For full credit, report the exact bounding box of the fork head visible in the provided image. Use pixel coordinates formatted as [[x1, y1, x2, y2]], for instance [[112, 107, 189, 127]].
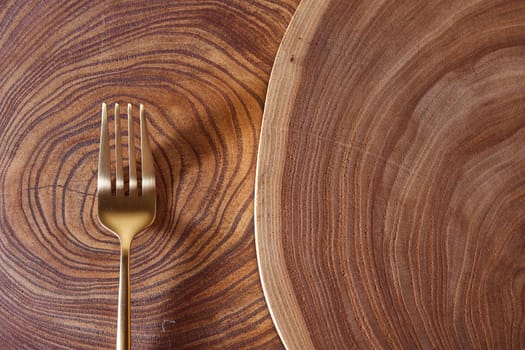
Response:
[[97, 102, 156, 247]]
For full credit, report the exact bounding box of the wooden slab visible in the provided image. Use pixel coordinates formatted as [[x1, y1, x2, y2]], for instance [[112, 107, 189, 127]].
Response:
[[256, 0, 525, 348], [0, 1, 299, 348]]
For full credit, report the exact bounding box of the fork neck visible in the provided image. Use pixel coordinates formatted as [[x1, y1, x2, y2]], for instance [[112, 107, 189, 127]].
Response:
[[119, 237, 132, 253]]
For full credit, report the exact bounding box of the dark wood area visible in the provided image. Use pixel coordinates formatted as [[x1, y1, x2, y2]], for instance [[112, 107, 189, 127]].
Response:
[[256, 0, 525, 349]]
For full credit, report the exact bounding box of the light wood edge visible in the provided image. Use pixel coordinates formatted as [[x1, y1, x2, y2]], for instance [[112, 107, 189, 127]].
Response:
[[254, 0, 331, 349]]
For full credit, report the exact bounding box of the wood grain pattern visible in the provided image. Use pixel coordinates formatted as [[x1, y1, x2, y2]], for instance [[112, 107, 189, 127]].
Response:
[[0, 0, 298, 348], [256, 0, 525, 349]]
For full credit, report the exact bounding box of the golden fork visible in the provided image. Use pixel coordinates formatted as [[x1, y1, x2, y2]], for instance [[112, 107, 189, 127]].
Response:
[[97, 102, 156, 350]]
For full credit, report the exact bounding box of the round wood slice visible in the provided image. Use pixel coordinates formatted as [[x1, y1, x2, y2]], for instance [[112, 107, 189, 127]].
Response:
[[0, 0, 298, 348], [255, 0, 525, 349]]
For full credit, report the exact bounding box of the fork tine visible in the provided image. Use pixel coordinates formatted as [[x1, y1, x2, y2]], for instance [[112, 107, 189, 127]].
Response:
[[98, 102, 112, 196], [140, 104, 155, 195], [114, 103, 124, 195], [128, 103, 138, 196]]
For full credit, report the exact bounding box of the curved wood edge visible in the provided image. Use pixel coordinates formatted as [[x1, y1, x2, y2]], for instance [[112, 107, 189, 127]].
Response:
[[255, 0, 331, 348]]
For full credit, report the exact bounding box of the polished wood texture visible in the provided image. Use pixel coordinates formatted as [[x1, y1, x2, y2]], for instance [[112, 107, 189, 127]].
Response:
[[0, 1, 299, 348], [256, 0, 525, 349]]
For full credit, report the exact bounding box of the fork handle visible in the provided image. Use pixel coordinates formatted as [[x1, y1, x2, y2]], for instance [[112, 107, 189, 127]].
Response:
[[117, 246, 131, 350]]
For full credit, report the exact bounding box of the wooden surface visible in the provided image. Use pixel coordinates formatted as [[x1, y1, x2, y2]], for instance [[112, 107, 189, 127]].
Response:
[[256, 0, 525, 349], [0, 1, 299, 348]]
